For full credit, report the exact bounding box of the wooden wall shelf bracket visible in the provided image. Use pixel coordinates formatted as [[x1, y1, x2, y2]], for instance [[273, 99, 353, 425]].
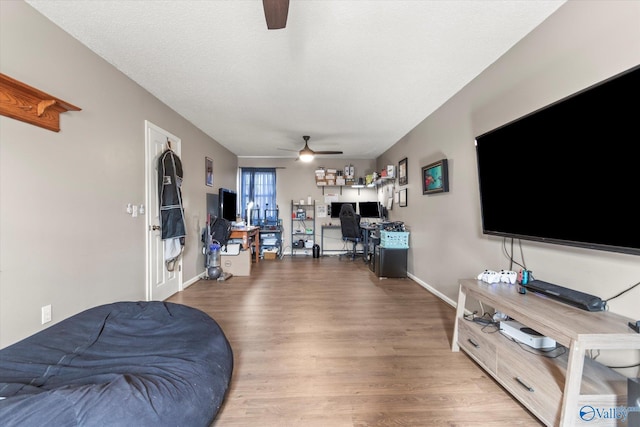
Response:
[[0, 73, 81, 132]]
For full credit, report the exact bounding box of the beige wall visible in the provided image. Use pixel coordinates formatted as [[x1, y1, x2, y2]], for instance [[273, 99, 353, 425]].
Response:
[[238, 157, 378, 254], [0, 1, 237, 347], [378, 1, 640, 372]]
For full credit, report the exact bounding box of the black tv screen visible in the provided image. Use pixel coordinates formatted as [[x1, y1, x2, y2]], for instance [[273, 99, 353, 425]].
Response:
[[330, 202, 356, 218], [358, 201, 382, 218], [475, 65, 640, 256], [218, 188, 237, 223]]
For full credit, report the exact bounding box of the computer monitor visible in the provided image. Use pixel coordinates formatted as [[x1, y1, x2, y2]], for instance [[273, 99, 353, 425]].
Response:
[[218, 188, 237, 222], [330, 202, 356, 218], [358, 201, 382, 219]]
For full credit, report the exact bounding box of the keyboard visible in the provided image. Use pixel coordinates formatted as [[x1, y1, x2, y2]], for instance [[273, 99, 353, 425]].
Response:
[[526, 280, 606, 312]]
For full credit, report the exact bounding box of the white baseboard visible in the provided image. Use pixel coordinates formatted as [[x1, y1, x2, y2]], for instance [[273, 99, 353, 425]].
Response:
[[407, 272, 457, 308], [182, 272, 204, 290]]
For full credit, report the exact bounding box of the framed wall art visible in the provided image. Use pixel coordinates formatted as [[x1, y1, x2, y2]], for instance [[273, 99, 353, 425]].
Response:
[[398, 157, 408, 185], [422, 158, 449, 195], [399, 188, 407, 207], [205, 157, 213, 187]]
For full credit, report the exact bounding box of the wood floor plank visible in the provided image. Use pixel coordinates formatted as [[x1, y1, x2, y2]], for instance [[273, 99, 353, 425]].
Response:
[[167, 257, 542, 426]]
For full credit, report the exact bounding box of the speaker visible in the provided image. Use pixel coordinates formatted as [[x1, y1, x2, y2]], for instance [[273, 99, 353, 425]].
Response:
[[629, 377, 640, 426]]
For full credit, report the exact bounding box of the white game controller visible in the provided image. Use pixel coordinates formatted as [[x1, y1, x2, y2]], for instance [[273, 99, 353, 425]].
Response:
[[498, 270, 517, 285], [477, 270, 500, 284], [477, 269, 517, 284]]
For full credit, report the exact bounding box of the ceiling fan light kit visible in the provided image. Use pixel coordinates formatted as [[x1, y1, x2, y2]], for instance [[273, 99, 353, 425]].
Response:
[[278, 135, 344, 161], [299, 152, 314, 162]]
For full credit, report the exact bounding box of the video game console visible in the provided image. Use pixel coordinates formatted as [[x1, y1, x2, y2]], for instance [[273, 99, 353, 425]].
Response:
[[500, 319, 556, 349]]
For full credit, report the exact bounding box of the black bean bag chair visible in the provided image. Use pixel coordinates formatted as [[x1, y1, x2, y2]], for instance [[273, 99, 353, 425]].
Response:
[[0, 301, 233, 426]]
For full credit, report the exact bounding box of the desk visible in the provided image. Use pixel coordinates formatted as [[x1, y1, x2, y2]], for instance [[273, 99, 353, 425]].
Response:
[[230, 227, 260, 263], [360, 224, 379, 262], [321, 224, 375, 260], [320, 225, 341, 256]]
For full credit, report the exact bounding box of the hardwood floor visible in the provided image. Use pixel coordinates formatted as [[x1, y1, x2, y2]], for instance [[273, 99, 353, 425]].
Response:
[[167, 256, 542, 426]]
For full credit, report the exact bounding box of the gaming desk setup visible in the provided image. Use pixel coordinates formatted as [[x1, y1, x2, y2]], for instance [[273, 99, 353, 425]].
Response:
[[319, 201, 408, 278], [322, 201, 404, 255]]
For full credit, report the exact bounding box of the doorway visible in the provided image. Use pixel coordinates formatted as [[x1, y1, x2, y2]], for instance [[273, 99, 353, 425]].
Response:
[[145, 120, 182, 301]]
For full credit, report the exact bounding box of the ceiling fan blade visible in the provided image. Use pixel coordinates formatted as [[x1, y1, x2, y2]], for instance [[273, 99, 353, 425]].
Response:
[[277, 147, 298, 152], [313, 150, 344, 155], [263, 0, 289, 30]]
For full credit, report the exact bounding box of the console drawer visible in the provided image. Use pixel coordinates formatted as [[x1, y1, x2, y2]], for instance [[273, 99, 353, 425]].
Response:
[[457, 319, 497, 374], [497, 348, 562, 426]]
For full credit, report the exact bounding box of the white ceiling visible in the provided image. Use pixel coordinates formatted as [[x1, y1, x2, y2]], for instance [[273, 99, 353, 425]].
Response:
[[26, 0, 565, 160]]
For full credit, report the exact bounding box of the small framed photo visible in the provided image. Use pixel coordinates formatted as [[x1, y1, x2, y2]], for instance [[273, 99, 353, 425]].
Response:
[[205, 157, 213, 187], [399, 188, 407, 207], [422, 159, 449, 195], [398, 157, 408, 185]]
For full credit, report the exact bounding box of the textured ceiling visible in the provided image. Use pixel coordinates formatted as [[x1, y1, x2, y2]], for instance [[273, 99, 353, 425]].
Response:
[[26, 0, 565, 160]]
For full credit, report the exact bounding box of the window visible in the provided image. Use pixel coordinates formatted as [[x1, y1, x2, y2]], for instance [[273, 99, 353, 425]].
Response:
[[240, 168, 276, 224]]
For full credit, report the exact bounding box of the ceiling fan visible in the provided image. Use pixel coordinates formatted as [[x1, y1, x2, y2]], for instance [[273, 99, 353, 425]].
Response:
[[262, 0, 289, 30], [279, 136, 344, 162]]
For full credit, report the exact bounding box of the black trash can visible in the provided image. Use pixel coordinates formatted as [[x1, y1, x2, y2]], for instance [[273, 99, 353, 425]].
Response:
[[312, 244, 320, 258]]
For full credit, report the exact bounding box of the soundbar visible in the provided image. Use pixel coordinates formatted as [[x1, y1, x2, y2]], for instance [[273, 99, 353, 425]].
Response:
[[526, 280, 606, 312]]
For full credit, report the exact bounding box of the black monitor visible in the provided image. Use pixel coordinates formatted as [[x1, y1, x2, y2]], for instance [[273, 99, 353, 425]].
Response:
[[218, 188, 237, 222], [330, 202, 356, 218], [358, 201, 382, 219], [206, 193, 219, 220]]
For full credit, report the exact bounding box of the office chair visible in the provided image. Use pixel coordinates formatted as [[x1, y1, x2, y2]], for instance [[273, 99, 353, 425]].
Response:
[[339, 203, 362, 260]]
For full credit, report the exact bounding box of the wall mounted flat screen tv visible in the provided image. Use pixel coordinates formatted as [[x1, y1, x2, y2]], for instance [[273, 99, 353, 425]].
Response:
[[358, 201, 382, 218], [218, 188, 237, 223], [330, 202, 356, 218], [475, 65, 640, 256]]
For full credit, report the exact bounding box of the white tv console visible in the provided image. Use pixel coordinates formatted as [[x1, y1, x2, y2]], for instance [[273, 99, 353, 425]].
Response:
[[452, 279, 640, 426]]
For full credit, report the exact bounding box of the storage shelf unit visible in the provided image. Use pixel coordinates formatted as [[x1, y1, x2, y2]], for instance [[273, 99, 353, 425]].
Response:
[[259, 208, 282, 258], [367, 175, 395, 188], [452, 279, 639, 426], [259, 225, 283, 258], [290, 200, 315, 256]]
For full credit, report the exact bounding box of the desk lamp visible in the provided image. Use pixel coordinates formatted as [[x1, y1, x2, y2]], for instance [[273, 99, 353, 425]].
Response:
[[247, 201, 254, 228]]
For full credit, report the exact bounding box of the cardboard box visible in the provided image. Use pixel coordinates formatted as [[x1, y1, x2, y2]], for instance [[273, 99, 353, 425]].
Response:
[[221, 250, 251, 276], [386, 165, 395, 178], [263, 250, 278, 260]]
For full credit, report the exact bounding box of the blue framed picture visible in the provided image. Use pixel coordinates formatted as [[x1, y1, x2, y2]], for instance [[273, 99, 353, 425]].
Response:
[[422, 158, 449, 195]]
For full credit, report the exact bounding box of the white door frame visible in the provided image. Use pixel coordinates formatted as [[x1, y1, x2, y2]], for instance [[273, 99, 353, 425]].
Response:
[[145, 120, 183, 301]]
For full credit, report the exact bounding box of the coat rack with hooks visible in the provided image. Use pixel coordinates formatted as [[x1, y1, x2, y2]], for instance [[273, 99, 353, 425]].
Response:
[[0, 73, 81, 132]]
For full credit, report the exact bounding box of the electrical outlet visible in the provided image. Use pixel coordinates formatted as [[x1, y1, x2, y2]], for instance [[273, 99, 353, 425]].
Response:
[[41, 305, 52, 324]]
